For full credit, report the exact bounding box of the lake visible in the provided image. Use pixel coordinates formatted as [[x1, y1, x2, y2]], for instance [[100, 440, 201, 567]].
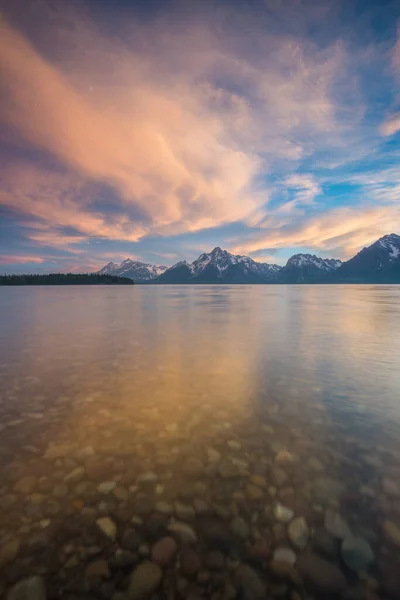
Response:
[[1, 285, 400, 598]]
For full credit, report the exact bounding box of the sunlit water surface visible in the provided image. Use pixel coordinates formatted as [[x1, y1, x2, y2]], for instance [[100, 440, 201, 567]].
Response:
[[1, 285, 400, 598]]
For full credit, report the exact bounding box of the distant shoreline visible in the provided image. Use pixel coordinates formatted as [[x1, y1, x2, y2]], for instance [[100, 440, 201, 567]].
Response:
[[0, 273, 134, 286]]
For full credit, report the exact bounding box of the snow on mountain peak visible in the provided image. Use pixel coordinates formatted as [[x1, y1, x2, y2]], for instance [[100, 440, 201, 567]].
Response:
[[287, 254, 342, 271]]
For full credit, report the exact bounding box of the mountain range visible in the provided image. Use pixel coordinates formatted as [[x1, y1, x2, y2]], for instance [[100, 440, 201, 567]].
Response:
[[98, 233, 400, 284]]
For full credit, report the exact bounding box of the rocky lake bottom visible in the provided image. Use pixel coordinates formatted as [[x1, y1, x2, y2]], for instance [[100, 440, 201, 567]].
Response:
[[1, 285, 400, 600]]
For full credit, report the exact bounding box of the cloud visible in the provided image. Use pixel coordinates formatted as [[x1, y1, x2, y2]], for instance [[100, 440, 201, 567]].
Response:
[[232, 204, 400, 258], [0, 255, 46, 265], [0, 0, 398, 270], [0, 7, 354, 245], [381, 112, 400, 136]]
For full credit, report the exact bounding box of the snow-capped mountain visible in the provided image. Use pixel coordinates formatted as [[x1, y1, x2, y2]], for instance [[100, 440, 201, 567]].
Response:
[[98, 234, 400, 284], [155, 247, 282, 284], [334, 233, 400, 283], [98, 259, 168, 281], [278, 253, 342, 283]]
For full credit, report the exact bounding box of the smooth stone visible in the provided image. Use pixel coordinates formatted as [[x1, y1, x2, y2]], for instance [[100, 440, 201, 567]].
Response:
[[205, 550, 225, 570], [155, 501, 174, 516], [128, 561, 162, 600], [43, 444, 72, 459], [6, 576, 46, 600], [180, 547, 202, 576], [193, 498, 210, 515], [270, 468, 288, 487], [297, 553, 347, 594], [245, 483, 264, 501], [14, 476, 37, 494], [121, 529, 141, 551], [151, 536, 178, 567], [53, 484, 68, 498], [182, 457, 204, 479], [97, 481, 117, 494], [313, 528, 339, 558], [341, 537, 374, 572], [288, 517, 309, 549], [227, 440, 241, 450], [383, 520, 400, 546], [273, 547, 296, 566], [168, 522, 197, 544], [207, 447, 221, 463], [268, 561, 302, 586], [308, 457, 324, 472], [275, 450, 295, 464], [273, 503, 294, 523], [85, 560, 111, 580], [234, 564, 265, 600], [249, 475, 267, 489], [324, 509, 351, 540], [136, 472, 158, 485], [382, 478, 400, 497], [313, 478, 346, 502], [202, 520, 234, 551], [0, 538, 20, 566], [219, 461, 241, 479], [175, 501, 196, 521], [230, 517, 249, 540], [64, 467, 85, 483], [96, 517, 117, 540]]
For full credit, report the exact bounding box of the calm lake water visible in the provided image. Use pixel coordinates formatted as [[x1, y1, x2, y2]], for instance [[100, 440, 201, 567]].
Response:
[[1, 285, 400, 599]]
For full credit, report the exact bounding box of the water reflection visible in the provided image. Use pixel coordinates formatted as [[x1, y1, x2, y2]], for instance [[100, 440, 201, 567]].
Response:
[[0, 285, 400, 598]]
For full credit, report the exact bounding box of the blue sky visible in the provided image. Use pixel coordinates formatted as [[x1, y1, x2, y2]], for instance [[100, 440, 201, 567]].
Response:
[[1, 0, 400, 273]]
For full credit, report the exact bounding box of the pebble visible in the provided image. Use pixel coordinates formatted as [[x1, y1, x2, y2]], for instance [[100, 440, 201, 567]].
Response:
[[128, 561, 162, 600], [234, 564, 265, 600], [245, 483, 264, 500], [273, 503, 294, 523], [151, 536, 178, 566], [97, 481, 117, 494], [96, 517, 117, 540], [121, 529, 141, 551], [205, 550, 225, 570], [324, 509, 351, 539], [341, 536, 374, 572], [383, 520, 400, 546], [155, 501, 174, 515], [0, 538, 20, 566], [273, 547, 297, 566], [207, 447, 221, 463], [180, 547, 202, 576], [182, 457, 204, 479], [175, 501, 196, 521], [230, 516, 250, 539], [14, 476, 37, 494], [85, 560, 111, 580], [270, 467, 288, 487], [297, 553, 347, 594], [136, 472, 158, 485], [168, 521, 197, 544], [288, 516, 309, 549], [6, 576, 46, 600]]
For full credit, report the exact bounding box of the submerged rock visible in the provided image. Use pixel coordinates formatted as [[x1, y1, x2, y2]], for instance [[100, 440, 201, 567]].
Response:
[[341, 536, 374, 572], [151, 536, 178, 567], [128, 561, 162, 600], [230, 516, 250, 540], [6, 576, 46, 600], [96, 517, 117, 540], [288, 516, 309, 549], [324, 509, 351, 540], [168, 521, 197, 545], [273, 547, 296, 566], [273, 503, 294, 523], [383, 520, 400, 546], [234, 564, 265, 600], [297, 553, 347, 594]]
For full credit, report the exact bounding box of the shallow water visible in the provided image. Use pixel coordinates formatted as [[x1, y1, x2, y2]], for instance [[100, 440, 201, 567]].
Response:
[[1, 285, 400, 599]]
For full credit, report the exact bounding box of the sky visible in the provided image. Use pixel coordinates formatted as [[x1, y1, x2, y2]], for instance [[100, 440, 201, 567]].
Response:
[[1, 0, 400, 273]]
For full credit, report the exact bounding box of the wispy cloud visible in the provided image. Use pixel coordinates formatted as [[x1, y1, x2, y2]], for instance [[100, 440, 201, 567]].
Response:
[[0, 0, 399, 270]]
